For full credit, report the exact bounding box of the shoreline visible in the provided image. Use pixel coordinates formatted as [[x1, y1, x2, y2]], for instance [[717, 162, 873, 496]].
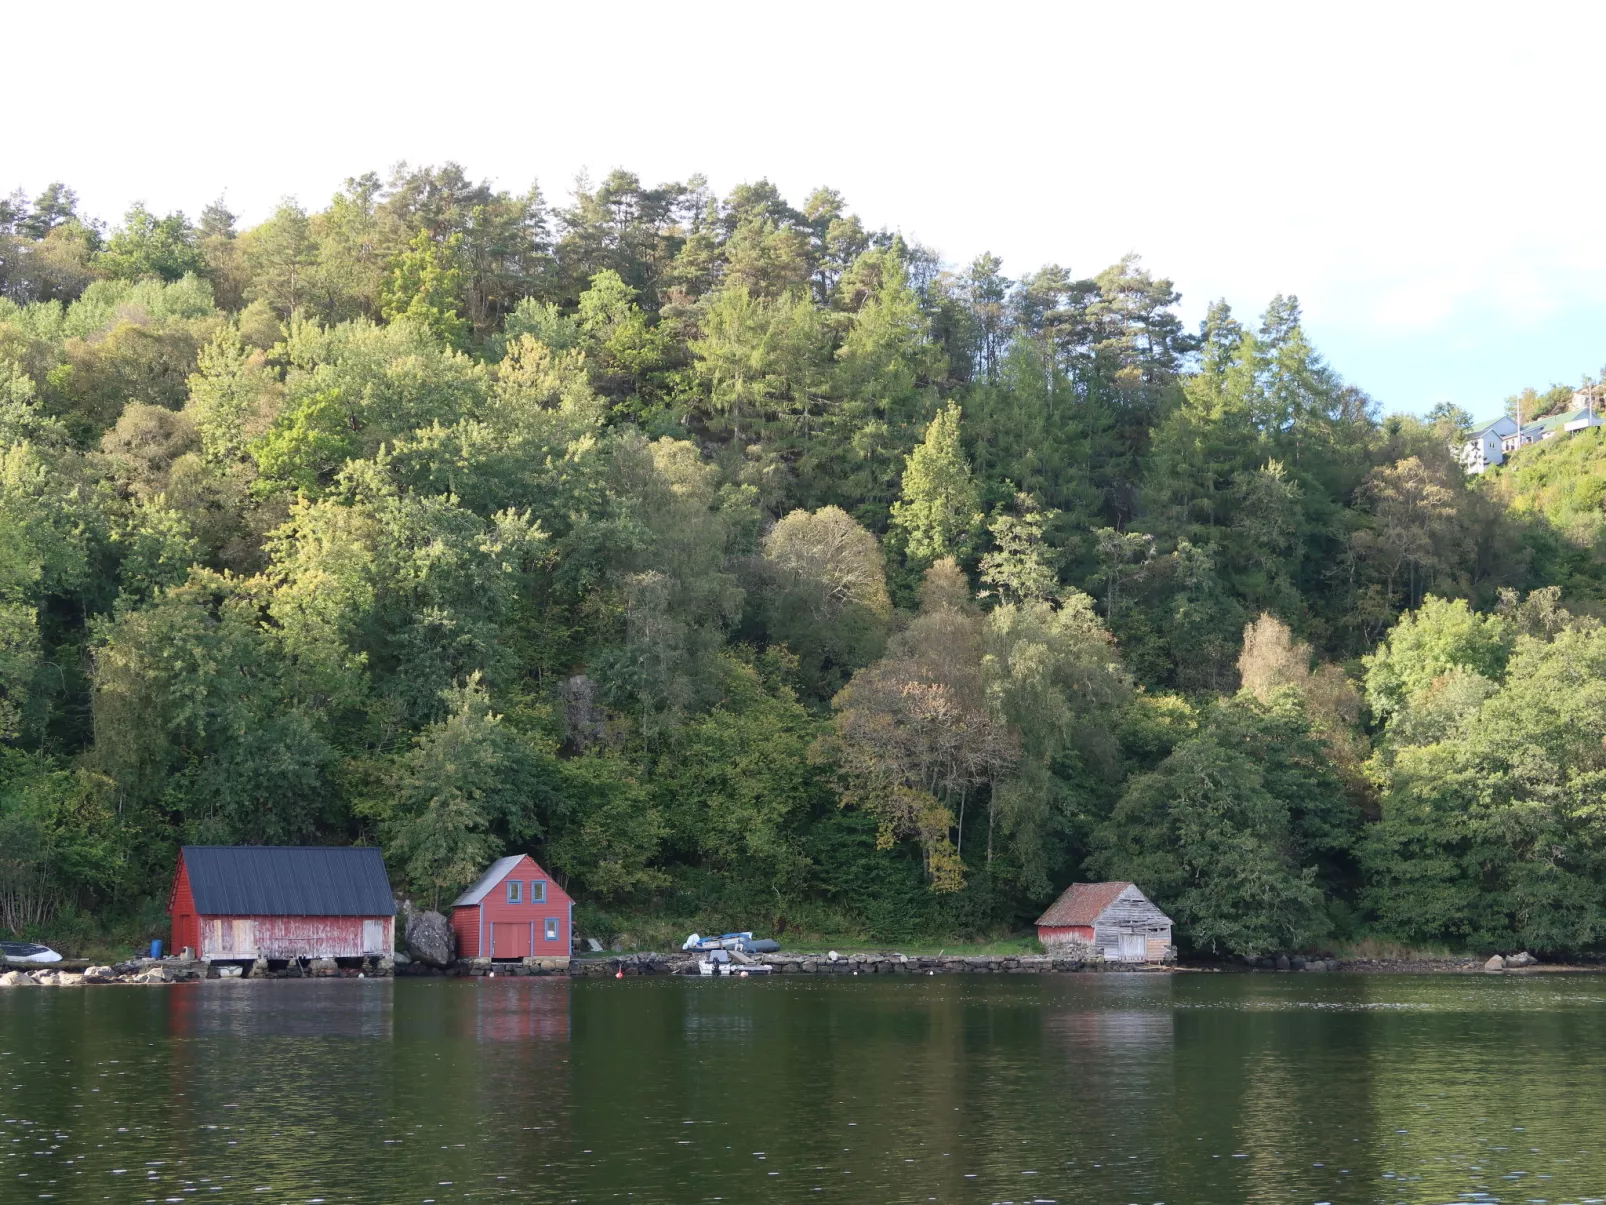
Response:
[[9, 950, 1604, 987]]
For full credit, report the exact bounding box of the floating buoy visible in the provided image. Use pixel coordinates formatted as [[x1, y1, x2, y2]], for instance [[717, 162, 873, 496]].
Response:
[[740, 970, 749, 978], [615, 969, 624, 979], [489, 971, 495, 978]]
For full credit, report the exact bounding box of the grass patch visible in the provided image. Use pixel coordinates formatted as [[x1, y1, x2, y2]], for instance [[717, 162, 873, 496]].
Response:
[[16, 899, 169, 964], [1333, 936, 1460, 962], [784, 933, 1044, 956], [573, 901, 1045, 955]]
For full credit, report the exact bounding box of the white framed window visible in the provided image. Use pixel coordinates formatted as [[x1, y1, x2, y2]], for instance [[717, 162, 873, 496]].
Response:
[[545, 918, 559, 941], [507, 880, 521, 904], [531, 880, 547, 903]]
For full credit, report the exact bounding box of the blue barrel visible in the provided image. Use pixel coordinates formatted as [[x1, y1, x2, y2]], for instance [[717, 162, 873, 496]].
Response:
[[149, 939, 163, 960]]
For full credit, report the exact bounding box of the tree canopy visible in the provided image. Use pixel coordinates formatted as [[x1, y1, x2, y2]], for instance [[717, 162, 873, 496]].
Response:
[[2, 164, 1604, 957]]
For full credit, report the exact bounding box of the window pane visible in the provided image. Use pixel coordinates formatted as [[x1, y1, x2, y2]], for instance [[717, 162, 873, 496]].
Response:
[[545, 918, 559, 939], [531, 880, 546, 903], [507, 881, 520, 903]]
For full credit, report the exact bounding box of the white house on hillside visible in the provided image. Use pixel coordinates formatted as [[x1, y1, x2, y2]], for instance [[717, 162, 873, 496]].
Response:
[[1458, 415, 1517, 474], [1458, 399, 1605, 475], [1501, 407, 1605, 454]]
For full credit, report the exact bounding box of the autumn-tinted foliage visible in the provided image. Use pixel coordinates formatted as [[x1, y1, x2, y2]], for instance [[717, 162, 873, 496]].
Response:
[[0, 167, 1598, 954]]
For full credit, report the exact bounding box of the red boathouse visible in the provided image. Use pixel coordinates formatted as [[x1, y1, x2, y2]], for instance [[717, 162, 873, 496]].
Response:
[[451, 855, 573, 959], [169, 846, 396, 961], [1035, 880, 1174, 963]]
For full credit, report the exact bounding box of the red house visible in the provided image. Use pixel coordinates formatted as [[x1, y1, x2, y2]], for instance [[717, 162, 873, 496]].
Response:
[[169, 846, 396, 961], [451, 854, 574, 960]]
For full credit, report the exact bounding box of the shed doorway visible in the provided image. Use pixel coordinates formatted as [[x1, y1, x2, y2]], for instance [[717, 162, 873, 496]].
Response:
[[491, 922, 531, 959], [1118, 934, 1147, 962]]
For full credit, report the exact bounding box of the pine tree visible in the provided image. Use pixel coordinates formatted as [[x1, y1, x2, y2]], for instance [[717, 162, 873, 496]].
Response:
[[890, 402, 983, 568]]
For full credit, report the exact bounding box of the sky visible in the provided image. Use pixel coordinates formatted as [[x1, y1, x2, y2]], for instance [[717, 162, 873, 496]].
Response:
[[7, 1, 1604, 422]]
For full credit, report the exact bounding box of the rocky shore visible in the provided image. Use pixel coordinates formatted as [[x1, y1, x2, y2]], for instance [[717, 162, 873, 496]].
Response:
[[418, 951, 1127, 977], [0, 954, 394, 986], [3, 939, 1586, 987]]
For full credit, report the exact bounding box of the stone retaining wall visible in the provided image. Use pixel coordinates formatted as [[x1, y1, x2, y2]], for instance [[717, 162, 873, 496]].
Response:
[[561, 951, 1127, 976], [6, 950, 1163, 987], [400, 951, 1127, 977]]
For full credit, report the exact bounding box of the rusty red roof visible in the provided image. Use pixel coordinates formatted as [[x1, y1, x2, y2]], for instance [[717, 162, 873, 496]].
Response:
[[1035, 881, 1132, 928]]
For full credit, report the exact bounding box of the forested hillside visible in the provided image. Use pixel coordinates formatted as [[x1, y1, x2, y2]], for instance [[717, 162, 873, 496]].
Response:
[[1, 167, 1600, 956]]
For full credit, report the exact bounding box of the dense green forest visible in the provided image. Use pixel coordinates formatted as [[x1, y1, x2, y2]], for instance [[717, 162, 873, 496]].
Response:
[[3, 166, 1605, 957]]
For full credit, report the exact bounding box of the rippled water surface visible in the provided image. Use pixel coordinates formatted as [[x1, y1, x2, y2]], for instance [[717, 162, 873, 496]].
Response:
[[5, 972, 1606, 1203]]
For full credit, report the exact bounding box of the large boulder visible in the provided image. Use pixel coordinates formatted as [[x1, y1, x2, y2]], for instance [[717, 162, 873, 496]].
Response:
[[0, 970, 34, 987], [1484, 954, 1506, 972], [403, 908, 456, 969], [1506, 950, 1538, 968]]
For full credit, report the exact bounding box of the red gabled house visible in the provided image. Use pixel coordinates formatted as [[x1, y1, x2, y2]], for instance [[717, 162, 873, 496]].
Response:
[[451, 854, 573, 960]]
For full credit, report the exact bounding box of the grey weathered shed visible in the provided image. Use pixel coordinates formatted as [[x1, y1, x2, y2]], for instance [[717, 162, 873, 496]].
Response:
[[1035, 881, 1174, 962]]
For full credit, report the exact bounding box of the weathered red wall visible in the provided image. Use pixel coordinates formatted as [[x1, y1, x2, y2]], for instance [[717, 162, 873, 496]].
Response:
[[453, 854, 573, 959], [197, 914, 393, 960], [169, 859, 199, 955], [1037, 924, 1095, 944]]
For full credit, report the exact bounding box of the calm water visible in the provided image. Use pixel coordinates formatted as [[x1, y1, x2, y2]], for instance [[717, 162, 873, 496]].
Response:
[[3, 973, 1606, 1204]]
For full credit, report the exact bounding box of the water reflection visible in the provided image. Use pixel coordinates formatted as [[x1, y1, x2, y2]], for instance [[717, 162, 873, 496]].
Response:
[[4, 973, 1606, 1202], [167, 978, 394, 1038]]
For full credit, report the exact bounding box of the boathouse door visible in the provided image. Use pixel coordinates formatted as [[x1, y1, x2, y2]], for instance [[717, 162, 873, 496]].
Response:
[[1118, 933, 1146, 962], [491, 922, 531, 959]]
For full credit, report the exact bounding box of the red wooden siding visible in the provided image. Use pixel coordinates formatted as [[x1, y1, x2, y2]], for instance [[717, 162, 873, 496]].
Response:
[[452, 907, 481, 959], [197, 915, 393, 960], [452, 854, 573, 959], [1037, 924, 1095, 944], [169, 860, 200, 955]]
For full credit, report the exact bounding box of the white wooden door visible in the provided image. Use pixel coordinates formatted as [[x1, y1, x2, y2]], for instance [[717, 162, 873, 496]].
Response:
[[362, 919, 387, 955], [1119, 933, 1147, 962]]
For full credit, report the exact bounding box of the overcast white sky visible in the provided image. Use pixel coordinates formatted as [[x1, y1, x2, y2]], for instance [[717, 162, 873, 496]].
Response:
[[8, 1, 1603, 420]]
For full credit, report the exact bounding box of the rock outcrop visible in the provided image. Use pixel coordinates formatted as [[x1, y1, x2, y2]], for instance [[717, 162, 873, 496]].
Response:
[[402, 906, 457, 968]]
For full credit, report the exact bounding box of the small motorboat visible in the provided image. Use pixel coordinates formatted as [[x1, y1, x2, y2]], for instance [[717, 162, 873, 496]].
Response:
[[697, 956, 773, 976], [0, 941, 63, 965]]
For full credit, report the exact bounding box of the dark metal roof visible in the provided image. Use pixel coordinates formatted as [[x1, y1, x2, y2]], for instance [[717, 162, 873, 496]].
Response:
[[181, 846, 395, 917]]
